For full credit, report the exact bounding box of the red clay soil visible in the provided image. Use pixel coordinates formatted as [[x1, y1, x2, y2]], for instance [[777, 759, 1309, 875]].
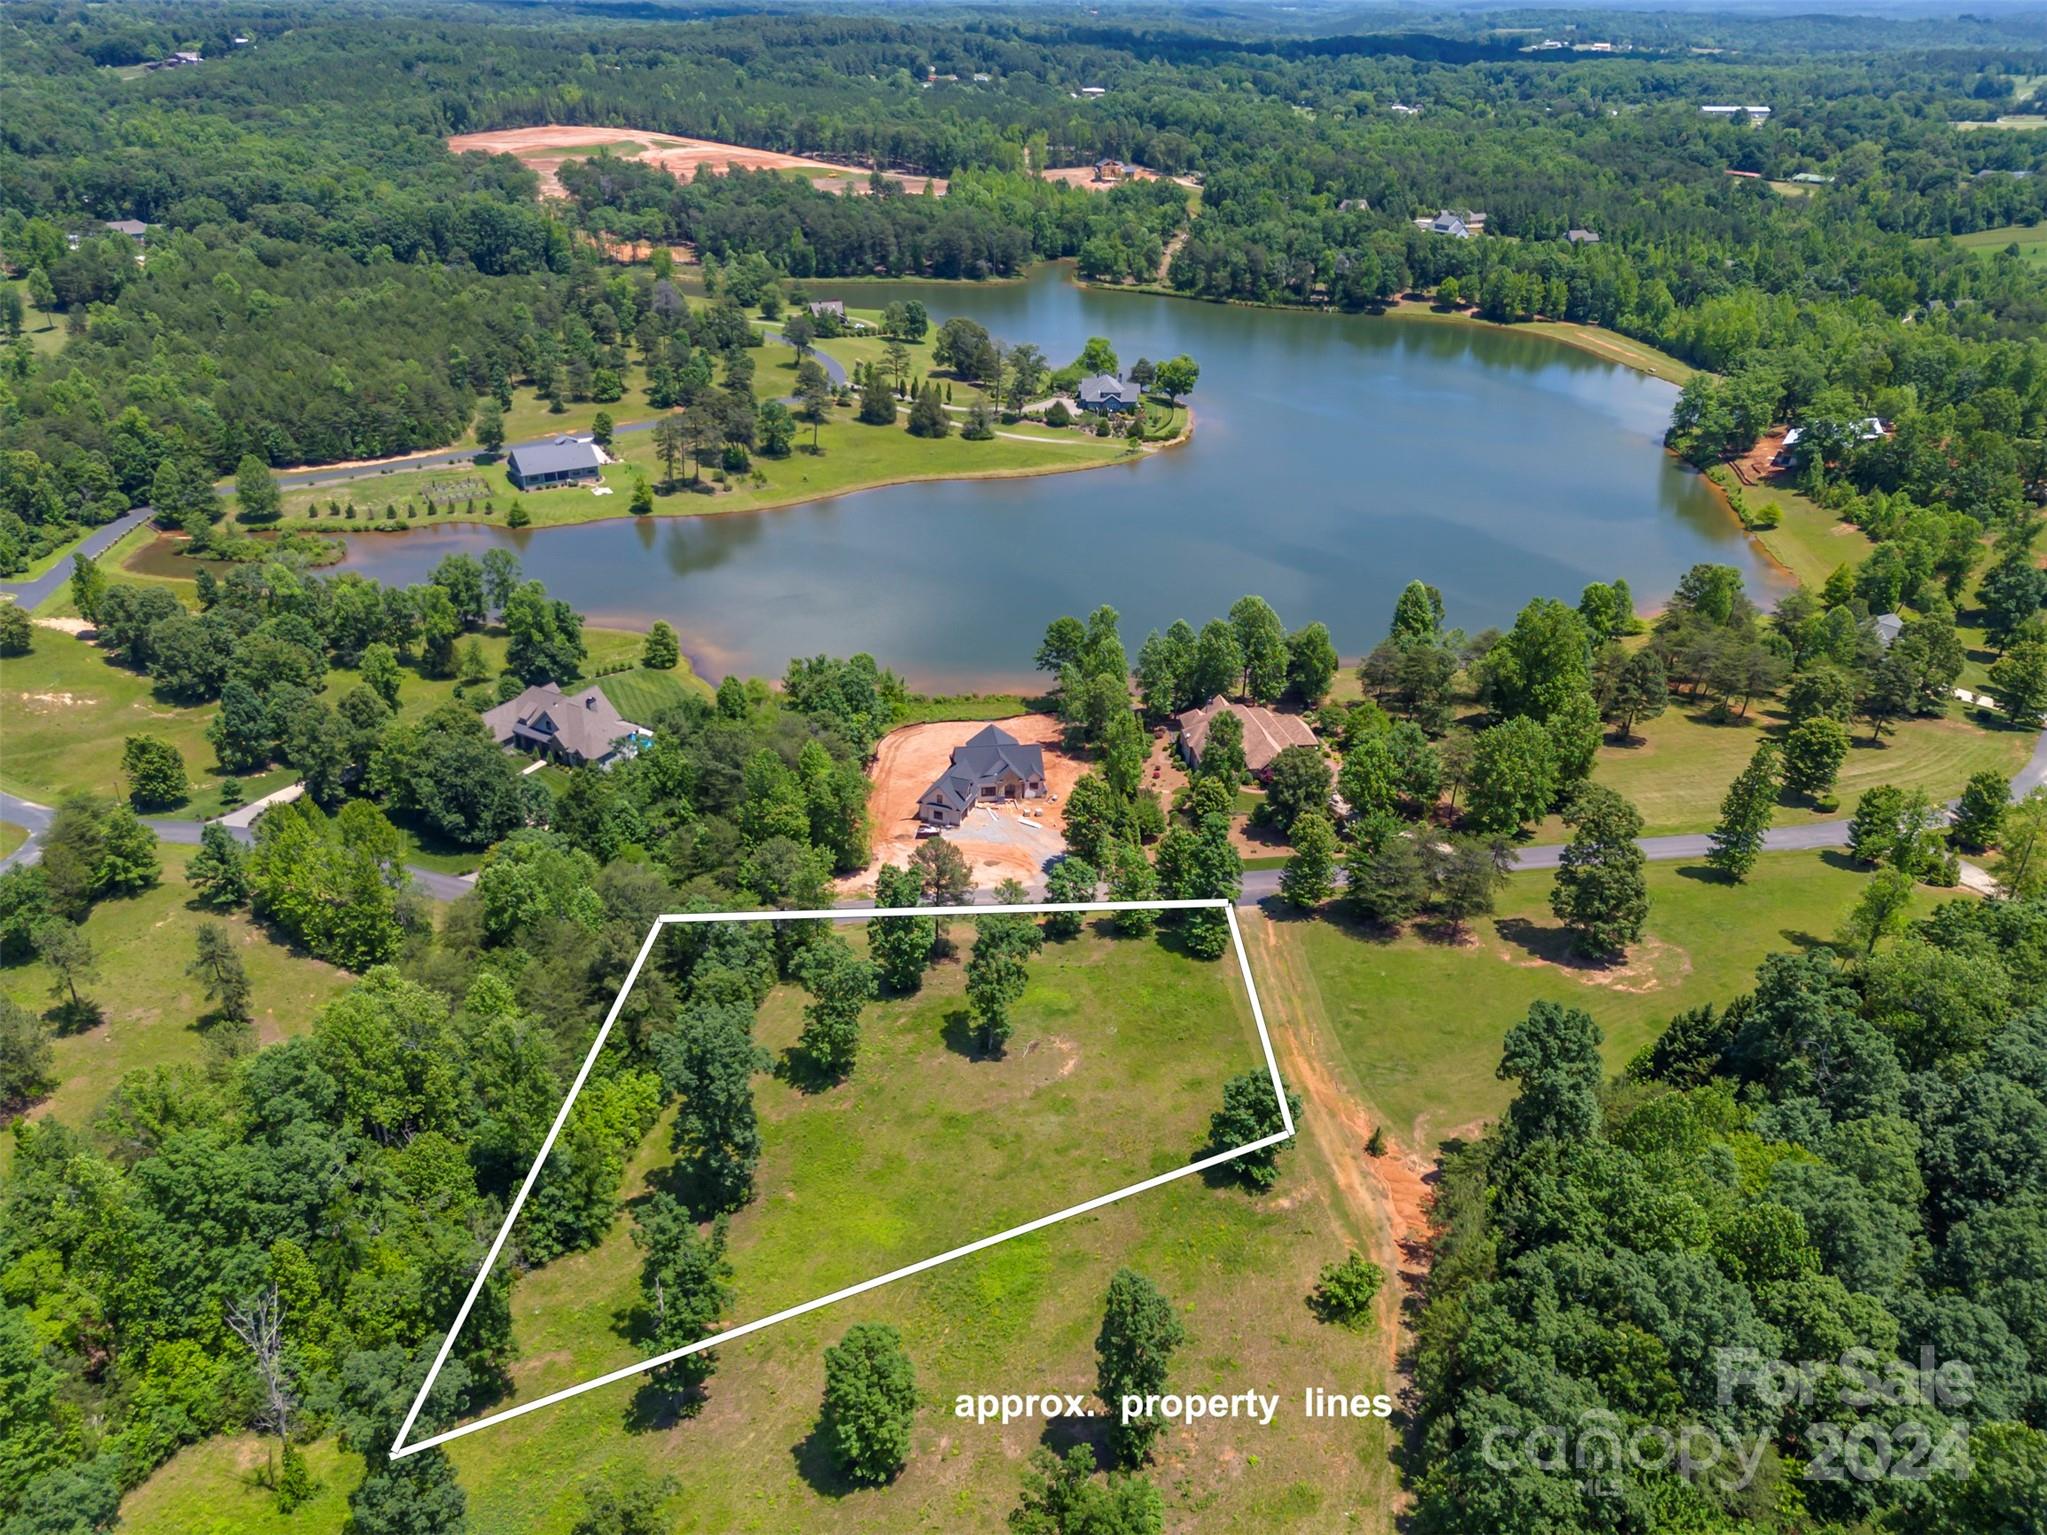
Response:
[[850, 715, 1089, 891], [448, 126, 934, 201]]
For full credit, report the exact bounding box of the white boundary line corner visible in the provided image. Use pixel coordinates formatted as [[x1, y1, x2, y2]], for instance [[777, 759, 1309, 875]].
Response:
[[389, 897, 1291, 1459]]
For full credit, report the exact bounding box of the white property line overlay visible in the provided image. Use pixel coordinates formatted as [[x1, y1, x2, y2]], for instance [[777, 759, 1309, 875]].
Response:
[[390, 898, 1291, 1459]]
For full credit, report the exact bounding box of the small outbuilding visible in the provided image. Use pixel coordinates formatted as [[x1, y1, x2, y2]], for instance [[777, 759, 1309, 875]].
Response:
[[506, 436, 603, 491], [1873, 613, 1905, 649], [916, 724, 1048, 826]]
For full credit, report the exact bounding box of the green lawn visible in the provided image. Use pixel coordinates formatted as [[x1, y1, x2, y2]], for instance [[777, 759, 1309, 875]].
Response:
[[1555, 696, 2035, 839], [1259, 849, 1933, 1150], [592, 666, 706, 723], [1, 844, 351, 1169], [0, 822, 26, 860], [119, 1435, 362, 1535], [380, 924, 1398, 1535], [1737, 479, 1873, 589], [1943, 221, 2047, 268]]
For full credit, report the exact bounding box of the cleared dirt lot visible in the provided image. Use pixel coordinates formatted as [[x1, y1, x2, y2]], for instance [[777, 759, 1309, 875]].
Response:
[[852, 714, 1089, 891], [1040, 163, 1199, 193], [447, 126, 935, 199]]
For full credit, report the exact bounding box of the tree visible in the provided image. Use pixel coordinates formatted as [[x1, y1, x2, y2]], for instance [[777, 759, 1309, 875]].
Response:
[[1263, 746, 1330, 832], [0, 604, 30, 657], [796, 359, 833, 450], [757, 399, 796, 458], [502, 580, 586, 684], [0, 996, 54, 1115], [781, 311, 816, 358], [359, 642, 403, 709], [188, 822, 252, 908], [1389, 580, 1442, 641], [1782, 716, 1850, 805], [1548, 786, 1648, 960], [863, 866, 936, 995], [69, 552, 108, 624], [1280, 810, 1337, 910], [569, 1471, 674, 1535], [631, 1194, 732, 1409], [1194, 708, 1247, 787], [820, 1323, 917, 1485], [1991, 789, 2046, 899], [1430, 836, 1508, 935], [1106, 842, 1160, 936], [1352, 832, 1428, 925], [966, 906, 1041, 1054], [795, 935, 876, 1079], [1498, 1000, 1603, 1151], [188, 921, 253, 1025], [1203, 1069, 1300, 1190], [475, 398, 506, 455], [1044, 857, 1098, 938], [1952, 770, 2009, 853], [1153, 355, 1199, 403], [1596, 646, 1667, 743], [857, 368, 898, 426], [235, 452, 282, 524], [656, 999, 769, 1214], [1076, 336, 1118, 376], [1706, 741, 1779, 883], [653, 414, 690, 489], [907, 381, 949, 438], [1838, 867, 1916, 957], [1309, 1252, 1385, 1330], [1463, 717, 1558, 834], [1286, 621, 1339, 704], [1228, 595, 1289, 702], [642, 622, 680, 671], [1095, 1269, 1187, 1467], [910, 835, 975, 907], [121, 734, 187, 810], [1988, 634, 2047, 727], [1187, 619, 1243, 702], [32, 918, 99, 1029], [1010, 1447, 1164, 1535]]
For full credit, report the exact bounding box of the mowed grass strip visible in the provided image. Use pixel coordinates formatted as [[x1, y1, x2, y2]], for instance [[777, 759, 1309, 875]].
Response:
[[1261, 849, 1931, 1150]]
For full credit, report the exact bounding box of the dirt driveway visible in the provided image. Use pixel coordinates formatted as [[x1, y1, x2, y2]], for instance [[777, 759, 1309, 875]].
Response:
[[851, 715, 1088, 892]]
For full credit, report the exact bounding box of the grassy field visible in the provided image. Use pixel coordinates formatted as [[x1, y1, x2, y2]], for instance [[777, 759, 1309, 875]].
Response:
[[1941, 221, 2047, 268], [1953, 115, 2047, 131], [277, 922, 1393, 1535], [119, 1436, 363, 1534], [1733, 479, 1874, 589], [1554, 694, 2035, 838], [0, 822, 25, 859], [592, 666, 703, 723], [1255, 849, 1930, 1149], [0, 844, 351, 1168]]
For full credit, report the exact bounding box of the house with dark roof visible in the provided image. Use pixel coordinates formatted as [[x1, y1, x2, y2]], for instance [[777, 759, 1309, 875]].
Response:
[[506, 436, 604, 491], [481, 681, 650, 769], [1077, 374, 1142, 412], [916, 725, 1047, 826], [1175, 697, 1319, 778], [104, 220, 151, 243], [1566, 227, 1600, 244]]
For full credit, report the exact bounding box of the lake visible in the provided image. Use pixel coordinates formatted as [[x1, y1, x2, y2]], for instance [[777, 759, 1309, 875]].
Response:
[[331, 265, 1780, 691]]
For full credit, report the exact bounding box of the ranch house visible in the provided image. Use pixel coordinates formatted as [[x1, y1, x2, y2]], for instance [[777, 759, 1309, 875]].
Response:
[[506, 437, 604, 491]]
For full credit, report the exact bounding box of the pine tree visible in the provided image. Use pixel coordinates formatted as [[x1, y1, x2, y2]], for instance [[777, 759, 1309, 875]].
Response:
[[1095, 1269, 1188, 1467], [188, 921, 253, 1025], [1706, 742, 1780, 883]]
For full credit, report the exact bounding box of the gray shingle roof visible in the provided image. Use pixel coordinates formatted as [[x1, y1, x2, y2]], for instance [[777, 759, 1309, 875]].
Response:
[[506, 438, 603, 478], [482, 682, 643, 762], [1077, 374, 1141, 405], [919, 724, 1046, 810]]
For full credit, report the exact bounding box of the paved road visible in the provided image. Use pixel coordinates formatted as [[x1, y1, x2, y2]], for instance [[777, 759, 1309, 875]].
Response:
[[0, 510, 157, 610], [0, 789, 474, 899]]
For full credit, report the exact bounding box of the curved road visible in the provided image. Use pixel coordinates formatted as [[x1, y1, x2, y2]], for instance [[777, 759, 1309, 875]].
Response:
[[0, 509, 157, 610], [7, 721, 2045, 905]]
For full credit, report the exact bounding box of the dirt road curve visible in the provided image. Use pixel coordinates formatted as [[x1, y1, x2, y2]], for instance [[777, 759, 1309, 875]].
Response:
[[448, 126, 898, 198]]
